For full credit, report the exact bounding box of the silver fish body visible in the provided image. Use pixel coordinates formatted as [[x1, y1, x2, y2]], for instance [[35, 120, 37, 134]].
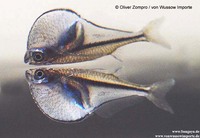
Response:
[[26, 68, 175, 122], [24, 9, 169, 65]]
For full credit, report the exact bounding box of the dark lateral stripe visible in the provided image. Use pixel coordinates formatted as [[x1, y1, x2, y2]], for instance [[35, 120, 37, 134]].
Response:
[[73, 77, 149, 93], [72, 33, 145, 52]]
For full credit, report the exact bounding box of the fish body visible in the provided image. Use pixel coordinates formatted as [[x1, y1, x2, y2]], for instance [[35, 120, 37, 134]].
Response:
[[26, 68, 175, 122], [24, 9, 169, 65]]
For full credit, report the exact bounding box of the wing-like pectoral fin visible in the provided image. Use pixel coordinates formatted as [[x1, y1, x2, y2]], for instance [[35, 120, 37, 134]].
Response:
[[73, 22, 84, 49], [58, 21, 85, 53], [60, 77, 90, 109]]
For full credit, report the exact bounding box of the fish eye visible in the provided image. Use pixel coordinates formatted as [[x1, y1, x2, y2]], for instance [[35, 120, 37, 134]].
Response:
[[32, 52, 44, 62], [34, 70, 45, 80]]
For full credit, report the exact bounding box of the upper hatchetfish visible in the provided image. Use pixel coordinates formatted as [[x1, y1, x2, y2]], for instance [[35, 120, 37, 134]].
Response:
[[24, 9, 170, 65], [25, 68, 175, 122]]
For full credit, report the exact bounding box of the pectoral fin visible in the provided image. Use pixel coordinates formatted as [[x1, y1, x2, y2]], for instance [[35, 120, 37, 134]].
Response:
[[61, 77, 91, 109], [58, 21, 84, 53]]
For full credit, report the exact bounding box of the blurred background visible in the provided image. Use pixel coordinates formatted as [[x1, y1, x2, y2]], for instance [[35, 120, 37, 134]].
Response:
[[0, 0, 200, 138]]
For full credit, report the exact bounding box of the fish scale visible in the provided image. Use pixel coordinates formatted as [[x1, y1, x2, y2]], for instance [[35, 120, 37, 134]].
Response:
[[76, 32, 146, 56], [52, 32, 147, 63], [48, 68, 150, 91]]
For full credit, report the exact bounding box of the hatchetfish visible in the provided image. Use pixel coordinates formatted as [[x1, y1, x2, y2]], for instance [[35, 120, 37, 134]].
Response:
[[24, 9, 169, 65], [25, 68, 175, 122]]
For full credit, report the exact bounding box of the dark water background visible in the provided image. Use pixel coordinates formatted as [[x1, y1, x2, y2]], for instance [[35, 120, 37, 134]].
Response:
[[0, 71, 199, 138]]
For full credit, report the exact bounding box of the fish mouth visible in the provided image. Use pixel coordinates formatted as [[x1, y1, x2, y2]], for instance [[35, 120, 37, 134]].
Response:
[[25, 70, 33, 82], [24, 51, 30, 63]]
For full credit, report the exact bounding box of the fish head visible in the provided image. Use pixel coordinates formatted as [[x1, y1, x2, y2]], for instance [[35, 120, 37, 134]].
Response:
[[25, 68, 62, 84], [25, 9, 82, 65], [24, 47, 60, 65], [25, 68, 91, 122]]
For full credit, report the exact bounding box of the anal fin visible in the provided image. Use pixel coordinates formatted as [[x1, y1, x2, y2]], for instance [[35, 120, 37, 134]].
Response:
[[95, 96, 144, 118]]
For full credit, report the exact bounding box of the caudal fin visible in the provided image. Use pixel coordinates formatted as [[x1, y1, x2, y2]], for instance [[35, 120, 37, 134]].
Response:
[[147, 79, 175, 114], [142, 17, 171, 49]]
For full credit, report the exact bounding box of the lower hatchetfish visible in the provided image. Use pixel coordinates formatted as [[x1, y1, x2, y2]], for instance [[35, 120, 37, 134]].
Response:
[[24, 9, 169, 65], [25, 68, 175, 122]]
